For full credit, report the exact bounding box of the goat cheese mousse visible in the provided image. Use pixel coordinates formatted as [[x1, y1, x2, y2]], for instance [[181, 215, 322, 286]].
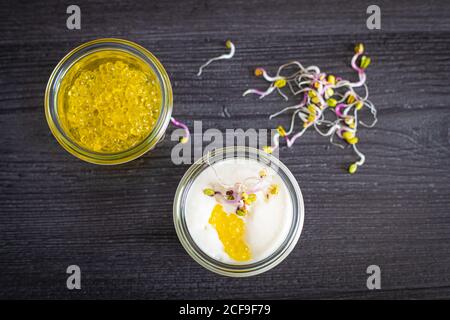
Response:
[[173, 147, 304, 277]]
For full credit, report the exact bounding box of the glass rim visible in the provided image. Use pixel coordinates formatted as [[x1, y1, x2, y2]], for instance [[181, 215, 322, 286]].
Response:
[[44, 38, 173, 165], [173, 146, 305, 277]]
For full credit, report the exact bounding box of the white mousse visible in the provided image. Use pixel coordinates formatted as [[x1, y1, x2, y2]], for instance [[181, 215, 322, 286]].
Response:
[[185, 158, 293, 264]]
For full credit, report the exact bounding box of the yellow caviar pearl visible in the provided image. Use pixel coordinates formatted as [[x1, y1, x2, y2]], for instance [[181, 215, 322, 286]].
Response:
[[59, 56, 161, 153], [209, 204, 251, 262]]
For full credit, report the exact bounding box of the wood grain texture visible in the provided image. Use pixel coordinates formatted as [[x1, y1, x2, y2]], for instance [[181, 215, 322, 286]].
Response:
[[1, 0, 450, 299]]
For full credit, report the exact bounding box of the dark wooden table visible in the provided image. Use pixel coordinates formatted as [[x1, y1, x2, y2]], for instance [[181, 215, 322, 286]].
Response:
[[1, 0, 450, 299]]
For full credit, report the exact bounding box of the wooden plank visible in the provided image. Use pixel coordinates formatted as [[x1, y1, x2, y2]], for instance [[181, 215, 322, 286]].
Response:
[[0, 0, 450, 299]]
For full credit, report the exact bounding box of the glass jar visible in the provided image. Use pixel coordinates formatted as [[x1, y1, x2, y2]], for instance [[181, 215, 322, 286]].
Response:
[[45, 38, 173, 165], [173, 146, 305, 277]]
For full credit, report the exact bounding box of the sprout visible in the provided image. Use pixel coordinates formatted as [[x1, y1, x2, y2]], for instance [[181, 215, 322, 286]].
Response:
[[247, 193, 257, 203], [274, 79, 287, 88], [259, 169, 267, 178], [355, 101, 364, 110], [254, 67, 284, 82], [327, 98, 338, 107], [202, 168, 278, 216], [170, 117, 190, 143], [242, 86, 277, 99], [197, 40, 235, 77], [203, 188, 215, 196], [360, 56, 371, 69], [269, 184, 279, 195], [262, 145, 274, 154], [243, 43, 377, 173], [347, 95, 356, 104], [276, 125, 287, 137]]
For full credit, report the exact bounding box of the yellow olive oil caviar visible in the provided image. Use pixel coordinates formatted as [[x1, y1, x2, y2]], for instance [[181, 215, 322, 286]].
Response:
[[208, 204, 251, 262], [57, 50, 162, 153]]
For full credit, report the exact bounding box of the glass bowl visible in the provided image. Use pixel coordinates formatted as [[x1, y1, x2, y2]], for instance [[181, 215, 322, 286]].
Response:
[[45, 38, 173, 165], [173, 146, 305, 277]]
